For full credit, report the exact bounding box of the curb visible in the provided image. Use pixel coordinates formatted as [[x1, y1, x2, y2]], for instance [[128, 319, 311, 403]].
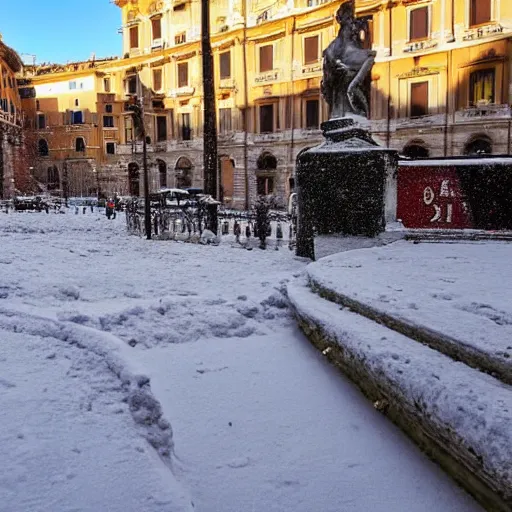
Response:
[[308, 277, 512, 386], [287, 279, 512, 512]]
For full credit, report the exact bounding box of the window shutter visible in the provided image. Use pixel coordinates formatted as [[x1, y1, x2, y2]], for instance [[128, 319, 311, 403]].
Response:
[[153, 69, 163, 91], [178, 63, 188, 87], [305, 99, 320, 128], [471, 0, 491, 26], [410, 82, 429, 117], [410, 7, 428, 41], [220, 51, 231, 79], [259, 104, 274, 133], [304, 36, 319, 64], [152, 18, 162, 40], [259, 45, 273, 73], [130, 26, 139, 49]]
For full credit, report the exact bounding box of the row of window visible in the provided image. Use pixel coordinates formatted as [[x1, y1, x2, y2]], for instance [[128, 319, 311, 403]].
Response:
[[127, 37, 320, 96], [0, 98, 16, 114], [128, 22, 187, 50], [38, 137, 118, 156], [125, 0, 493, 59], [409, 0, 492, 42], [410, 68, 496, 118], [2, 73, 15, 89]]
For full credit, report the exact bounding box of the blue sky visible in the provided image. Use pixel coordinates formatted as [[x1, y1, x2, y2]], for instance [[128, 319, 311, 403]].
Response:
[[2, 0, 122, 64]]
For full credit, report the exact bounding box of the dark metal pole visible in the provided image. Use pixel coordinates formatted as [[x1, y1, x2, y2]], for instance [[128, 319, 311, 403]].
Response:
[[142, 125, 151, 240], [242, 0, 250, 211], [201, 0, 218, 232]]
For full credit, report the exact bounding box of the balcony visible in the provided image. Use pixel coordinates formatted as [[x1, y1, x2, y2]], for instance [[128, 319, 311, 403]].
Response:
[[0, 111, 23, 128], [254, 70, 280, 84], [154, 141, 168, 152], [395, 114, 445, 129], [219, 78, 236, 90], [462, 24, 503, 42], [403, 39, 438, 54], [301, 62, 322, 75], [455, 104, 512, 123], [169, 86, 195, 97]]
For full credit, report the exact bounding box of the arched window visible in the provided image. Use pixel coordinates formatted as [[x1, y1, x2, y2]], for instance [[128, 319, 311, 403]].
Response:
[[157, 159, 167, 188], [464, 136, 492, 156], [402, 143, 429, 159], [38, 139, 49, 157], [175, 157, 193, 189], [257, 152, 277, 171], [75, 137, 86, 152], [256, 152, 277, 196]]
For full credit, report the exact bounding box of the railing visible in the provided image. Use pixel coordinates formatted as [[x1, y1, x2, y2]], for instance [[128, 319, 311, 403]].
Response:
[[455, 104, 512, 122], [395, 113, 445, 129], [126, 199, 295, 246], [0, 111, 23, 127]]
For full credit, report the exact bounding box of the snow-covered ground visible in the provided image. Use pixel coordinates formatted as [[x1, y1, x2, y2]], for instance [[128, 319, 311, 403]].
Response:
[[307, 241, 512, 369], [0, 212, 482, 511]]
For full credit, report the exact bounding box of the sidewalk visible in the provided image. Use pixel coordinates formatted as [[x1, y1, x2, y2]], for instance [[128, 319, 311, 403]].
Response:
[[288, 240, 512, 510]]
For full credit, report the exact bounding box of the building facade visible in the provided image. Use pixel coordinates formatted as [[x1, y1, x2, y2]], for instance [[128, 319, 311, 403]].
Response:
[[23, 0, 512, 206], [0, 35, 24, 199]]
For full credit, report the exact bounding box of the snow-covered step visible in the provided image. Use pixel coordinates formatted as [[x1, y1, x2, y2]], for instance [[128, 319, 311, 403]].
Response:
[[287, 278, 512, 511], [306, 242, 512, 386]]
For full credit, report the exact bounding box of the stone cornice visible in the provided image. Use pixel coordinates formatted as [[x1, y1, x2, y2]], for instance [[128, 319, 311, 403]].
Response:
[[0, 40, 23, 73]]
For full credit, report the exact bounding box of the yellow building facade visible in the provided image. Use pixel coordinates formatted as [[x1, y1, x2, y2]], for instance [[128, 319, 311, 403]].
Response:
[[23, 0, 512, 205], [0, 35, 23, 198]]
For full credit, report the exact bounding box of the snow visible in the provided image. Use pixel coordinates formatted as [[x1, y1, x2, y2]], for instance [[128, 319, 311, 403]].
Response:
[[399, 157, 512, 166], [138, 327, 482, 512], [307, 240, 512, 374], [288, 277, 512, 504], [0, 212, 483, 511]]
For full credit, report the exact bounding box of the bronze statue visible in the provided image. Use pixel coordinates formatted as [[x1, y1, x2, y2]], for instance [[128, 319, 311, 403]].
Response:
[[321, 0, 376, 119]]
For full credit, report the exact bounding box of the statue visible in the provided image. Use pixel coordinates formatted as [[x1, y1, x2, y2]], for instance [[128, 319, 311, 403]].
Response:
[[321, 0, 376, 119]]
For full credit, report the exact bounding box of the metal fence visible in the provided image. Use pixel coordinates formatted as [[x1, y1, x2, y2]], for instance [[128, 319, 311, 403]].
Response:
[[125, 200, 297, 247]]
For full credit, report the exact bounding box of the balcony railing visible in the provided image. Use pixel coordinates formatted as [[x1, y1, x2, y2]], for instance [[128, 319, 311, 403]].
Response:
[[219, 78, 236, 89], [462, 24, 503, 42], [0, 111, 23, 128], [254, 70, 280, 83], [395, 113, 445, 129], [455, 104, 512, 122]]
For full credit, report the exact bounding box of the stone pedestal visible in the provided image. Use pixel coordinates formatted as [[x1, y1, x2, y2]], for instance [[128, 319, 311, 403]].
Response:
[[296, 118, 398, 260]]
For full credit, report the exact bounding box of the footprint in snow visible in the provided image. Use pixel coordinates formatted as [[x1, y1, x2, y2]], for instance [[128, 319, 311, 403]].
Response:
[[216, 457, 251, 469], [0, 377, 16, 389]]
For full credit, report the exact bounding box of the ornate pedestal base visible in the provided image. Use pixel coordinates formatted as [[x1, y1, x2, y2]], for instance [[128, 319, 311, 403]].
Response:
[[296, 118, 398, 260]]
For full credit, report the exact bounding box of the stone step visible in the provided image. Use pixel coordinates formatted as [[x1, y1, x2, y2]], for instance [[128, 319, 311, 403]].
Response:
[[307, 276, 512, 386], [287, 278, 512, 511]]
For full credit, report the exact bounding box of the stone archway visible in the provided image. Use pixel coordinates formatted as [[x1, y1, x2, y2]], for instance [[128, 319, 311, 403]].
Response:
[[157, 159, 167, 189], [175, 157, 193, 189], [256, 151, 277, 196], [128, 163, 140, 197], [402, 141, 430, 159], [38, 139, 49, 157], [219, 155, 235, 204], [464, 135, 492, 156]]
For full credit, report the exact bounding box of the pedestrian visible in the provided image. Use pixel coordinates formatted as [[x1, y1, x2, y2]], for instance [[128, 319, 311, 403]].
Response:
[[106, 199, 115, 220], [234, 221, 241, 243]]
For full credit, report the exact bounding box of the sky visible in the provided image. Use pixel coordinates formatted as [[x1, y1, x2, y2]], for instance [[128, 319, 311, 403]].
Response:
[[2, 0, 122, 64]]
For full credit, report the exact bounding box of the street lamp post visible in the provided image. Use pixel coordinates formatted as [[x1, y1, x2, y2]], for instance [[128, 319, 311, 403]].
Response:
[[201, 0, 219, 233], [129, 98, 151, 240]]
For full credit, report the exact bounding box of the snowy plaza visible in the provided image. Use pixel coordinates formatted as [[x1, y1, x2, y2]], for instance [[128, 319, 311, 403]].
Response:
[[3, 211, 509, 511]]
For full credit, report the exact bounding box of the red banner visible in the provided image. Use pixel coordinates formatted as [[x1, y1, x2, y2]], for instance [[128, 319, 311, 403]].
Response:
[[397, 165, 472, 229]]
